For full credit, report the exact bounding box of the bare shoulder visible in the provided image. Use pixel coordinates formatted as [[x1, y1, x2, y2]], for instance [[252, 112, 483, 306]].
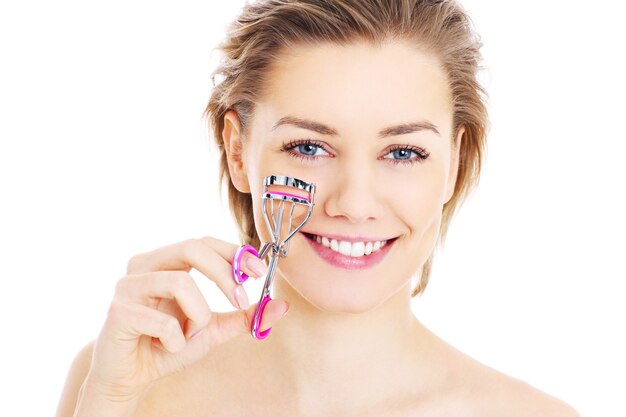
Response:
[[55, 340, 95, 417], [481, 374, 580, 417], [460, 359, 581, 417]]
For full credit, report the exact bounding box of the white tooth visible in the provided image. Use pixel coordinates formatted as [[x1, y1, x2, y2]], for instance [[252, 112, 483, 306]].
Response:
[[322, 236, 330, 247], [330, 239, 339, 251], [350, 241, 365, 257], [373, 241, 381, 251], [316, 235, 322, 244], [364, 242, 373, 255], [381, 240, 386, 247], [338, 241, 352, 256]]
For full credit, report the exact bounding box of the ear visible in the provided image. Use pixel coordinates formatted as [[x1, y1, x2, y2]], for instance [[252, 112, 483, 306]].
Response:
[[444, 126, 465, 204], [222, 110, 251, 193]]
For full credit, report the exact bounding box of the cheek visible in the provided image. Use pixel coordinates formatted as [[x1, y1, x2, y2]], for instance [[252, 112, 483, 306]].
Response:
[[388, 165, 448, 276], [389, 165, 448, 228], [252, 205, 272, 244]]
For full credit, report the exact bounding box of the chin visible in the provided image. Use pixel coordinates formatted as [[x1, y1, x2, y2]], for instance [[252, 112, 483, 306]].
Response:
[[274, 236, 409, 313], [280, 271, 394, 314]]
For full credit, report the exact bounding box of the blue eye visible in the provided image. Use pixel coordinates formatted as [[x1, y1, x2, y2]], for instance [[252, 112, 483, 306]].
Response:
[[386, 148, 413, 160], [295, 143, 324, 157], [279, 139, 330, 164], [382, 146, 430, 165]]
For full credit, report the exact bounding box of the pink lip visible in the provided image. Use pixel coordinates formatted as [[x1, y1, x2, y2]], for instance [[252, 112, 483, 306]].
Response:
[[301, 232, 397, 270]]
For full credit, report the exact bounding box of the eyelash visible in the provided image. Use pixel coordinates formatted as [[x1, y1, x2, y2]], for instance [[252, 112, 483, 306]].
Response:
[[279, 139, 431, 166]]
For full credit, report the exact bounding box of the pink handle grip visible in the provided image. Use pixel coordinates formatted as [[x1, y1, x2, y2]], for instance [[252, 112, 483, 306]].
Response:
[[252, 293, 272, 340], [232, 244, 259, 285]]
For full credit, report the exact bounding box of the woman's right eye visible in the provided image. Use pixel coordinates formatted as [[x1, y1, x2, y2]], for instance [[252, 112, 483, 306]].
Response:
[[280, 139, 330, 162], [295, 143, 322, 156]]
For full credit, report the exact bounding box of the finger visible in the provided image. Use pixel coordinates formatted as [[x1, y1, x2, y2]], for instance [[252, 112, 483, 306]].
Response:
[[127, 237, 267, 280], [194, 236, 268, 280], [153, 298, 201, 340], [115, 271, 211, 337], [257, 300, 290, 332], [191, 242, 249, 310], [183, 238, 264, 310], [106, 301, 187, 353], [126, 239, 196, 274], [126, 238, 267, 310], [200, 299, 290, 346]]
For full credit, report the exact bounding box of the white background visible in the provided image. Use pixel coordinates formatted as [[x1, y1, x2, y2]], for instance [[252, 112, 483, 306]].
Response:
[[1, 1, 624, 416]]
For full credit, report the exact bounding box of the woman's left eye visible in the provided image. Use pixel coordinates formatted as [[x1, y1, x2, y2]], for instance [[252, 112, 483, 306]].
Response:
[[382, 145, 430, 165]]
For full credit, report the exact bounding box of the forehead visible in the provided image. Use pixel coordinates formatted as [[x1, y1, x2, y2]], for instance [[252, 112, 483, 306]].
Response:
[[256, 41, 452, 134]]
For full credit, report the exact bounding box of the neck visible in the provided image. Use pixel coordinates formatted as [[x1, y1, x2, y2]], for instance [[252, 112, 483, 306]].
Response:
[[257, 275, 440, 412]]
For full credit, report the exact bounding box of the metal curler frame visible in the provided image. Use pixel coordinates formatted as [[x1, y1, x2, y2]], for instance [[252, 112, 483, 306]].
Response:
[[250, 175, 315, 340]]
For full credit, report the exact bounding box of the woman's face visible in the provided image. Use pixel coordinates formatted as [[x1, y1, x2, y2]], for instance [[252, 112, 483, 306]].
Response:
[[224, 40, 463, 313]]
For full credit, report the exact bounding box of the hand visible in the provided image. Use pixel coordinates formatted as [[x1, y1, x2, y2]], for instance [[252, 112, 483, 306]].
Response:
[[84, 236, 289, 404]]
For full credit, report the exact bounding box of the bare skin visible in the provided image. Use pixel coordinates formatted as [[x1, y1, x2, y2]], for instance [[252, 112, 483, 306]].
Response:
[[61, 321, 579, 417], [143, 332, 577, 417], [56, 41, 580, 417]]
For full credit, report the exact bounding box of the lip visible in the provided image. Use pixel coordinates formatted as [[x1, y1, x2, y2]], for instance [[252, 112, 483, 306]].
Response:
[[301, 232, 398, 270], [301, 231, 395, 243]]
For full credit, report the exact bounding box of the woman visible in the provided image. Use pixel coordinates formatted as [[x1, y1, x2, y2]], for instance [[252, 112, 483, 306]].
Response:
[[57, 1, 580, 415]]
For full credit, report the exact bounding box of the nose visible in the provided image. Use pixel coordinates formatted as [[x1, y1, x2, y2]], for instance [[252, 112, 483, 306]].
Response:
[[323, 159, 385, 224]]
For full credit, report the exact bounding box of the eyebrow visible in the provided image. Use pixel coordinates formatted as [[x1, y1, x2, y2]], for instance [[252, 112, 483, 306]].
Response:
[[270, 115, 440, 138]]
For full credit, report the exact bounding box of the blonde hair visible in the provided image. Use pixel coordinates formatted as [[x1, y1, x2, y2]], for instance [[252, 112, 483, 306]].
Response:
[[204, 0, 489, 297]]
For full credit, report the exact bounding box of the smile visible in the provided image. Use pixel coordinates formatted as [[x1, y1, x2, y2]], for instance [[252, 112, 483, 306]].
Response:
[[304, 232, 389, 257], [301, 232, 399, 270]]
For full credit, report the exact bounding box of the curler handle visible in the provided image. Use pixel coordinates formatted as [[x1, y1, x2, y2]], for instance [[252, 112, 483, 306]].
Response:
[[251, 292, 272, 339], [232, 244, 259, 285], [251, 252, 279, 340]]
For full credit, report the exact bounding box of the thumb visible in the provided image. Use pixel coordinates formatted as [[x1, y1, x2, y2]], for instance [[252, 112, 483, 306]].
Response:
[[191, 299, 290, 348]]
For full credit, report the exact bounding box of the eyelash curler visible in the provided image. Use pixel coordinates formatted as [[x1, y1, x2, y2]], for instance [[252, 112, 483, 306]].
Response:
[[231, 175, 316, 340]]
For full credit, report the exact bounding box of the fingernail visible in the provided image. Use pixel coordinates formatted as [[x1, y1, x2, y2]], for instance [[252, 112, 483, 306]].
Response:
[[246, 256, 268, 277], [281, 301, 290, 317], [234, 285, 249, 310]]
